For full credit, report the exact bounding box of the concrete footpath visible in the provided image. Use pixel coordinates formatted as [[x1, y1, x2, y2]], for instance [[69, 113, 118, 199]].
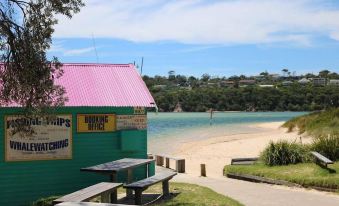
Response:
[[172, 173, 339, 206]]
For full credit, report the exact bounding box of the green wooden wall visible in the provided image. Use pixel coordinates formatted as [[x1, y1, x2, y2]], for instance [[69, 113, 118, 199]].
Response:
[[0, 107, 154, 206]]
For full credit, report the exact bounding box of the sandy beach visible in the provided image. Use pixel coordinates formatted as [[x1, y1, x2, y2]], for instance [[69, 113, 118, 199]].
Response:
[[171, 121, 311, 177]]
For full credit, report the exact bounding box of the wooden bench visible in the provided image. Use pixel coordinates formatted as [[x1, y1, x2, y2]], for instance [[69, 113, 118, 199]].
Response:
[[155, 154, 185, 173], [123, 171, 177, 205], [231, 157, 258, 165], [56, 202, 132, 206], [53, 182, 122, 205], [310, 151, 334, 168]]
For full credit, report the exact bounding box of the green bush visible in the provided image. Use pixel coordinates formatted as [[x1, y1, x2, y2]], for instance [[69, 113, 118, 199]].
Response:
[[31, 196, 59, 206], [261, 140, 309, 166], [311, 133, 339, 161]]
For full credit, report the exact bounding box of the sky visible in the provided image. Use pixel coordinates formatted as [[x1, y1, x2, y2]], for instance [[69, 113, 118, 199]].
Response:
[[48, 0, 339, 77]]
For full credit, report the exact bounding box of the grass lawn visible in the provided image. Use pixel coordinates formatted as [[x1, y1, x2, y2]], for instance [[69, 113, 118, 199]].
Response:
[[32, 182, 243, 206], [224, 162, 339, 191], [145, 182, 243, 206]]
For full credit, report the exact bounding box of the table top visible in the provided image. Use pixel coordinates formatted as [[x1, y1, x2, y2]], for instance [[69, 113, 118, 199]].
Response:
[[80, 158, 155, 173]]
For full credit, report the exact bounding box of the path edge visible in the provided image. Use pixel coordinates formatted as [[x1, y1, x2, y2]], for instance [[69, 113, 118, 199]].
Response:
[[226, 172, 338, 193]]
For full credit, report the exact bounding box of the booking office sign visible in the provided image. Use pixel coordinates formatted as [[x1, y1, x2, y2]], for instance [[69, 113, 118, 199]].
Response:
[[5, 115, 72, 162]]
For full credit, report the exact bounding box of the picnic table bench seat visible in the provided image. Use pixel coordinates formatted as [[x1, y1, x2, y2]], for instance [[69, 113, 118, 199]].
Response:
[[155, 154, 185, 173], [123, 171, 177, 205], [53, 182, 122, 205], [56, 202, 133, 206], [231, 157, 259, 165], [310, 151, 334, 167]]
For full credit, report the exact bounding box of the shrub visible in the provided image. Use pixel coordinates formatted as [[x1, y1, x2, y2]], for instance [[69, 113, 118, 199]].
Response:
[[261, 140, 309, 166], [311, 133, 339, 161], [31, 196, 59, 206]]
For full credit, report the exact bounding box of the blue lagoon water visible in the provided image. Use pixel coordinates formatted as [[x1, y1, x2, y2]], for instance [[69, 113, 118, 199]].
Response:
[[147, 112, 307, 153]]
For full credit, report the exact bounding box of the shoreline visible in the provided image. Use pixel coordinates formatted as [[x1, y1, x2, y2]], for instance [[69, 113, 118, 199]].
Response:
[[168, 121, 311, 177]]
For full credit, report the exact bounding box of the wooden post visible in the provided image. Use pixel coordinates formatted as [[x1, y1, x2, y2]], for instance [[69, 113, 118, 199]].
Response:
[[110, 189, 118, 203], [110, 173, 117, 182], [101, 191, 110, 203], [126, 169, 133, 198], [166, 158, 170, 168], [162, 180, 170, 197], [134, 189, 143, 205], [209, 108, 213, 126], [147, 153, 154, 159], [156, 156, 164, 166], [177, 159, 185, 173], [200, 164, 206, 177]]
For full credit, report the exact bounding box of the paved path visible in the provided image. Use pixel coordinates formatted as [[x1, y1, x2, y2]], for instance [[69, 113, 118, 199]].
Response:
[[171, 173, 339, 206]]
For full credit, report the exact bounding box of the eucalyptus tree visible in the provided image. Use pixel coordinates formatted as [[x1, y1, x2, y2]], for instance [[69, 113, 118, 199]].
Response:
[[0, 0, 84, 115]]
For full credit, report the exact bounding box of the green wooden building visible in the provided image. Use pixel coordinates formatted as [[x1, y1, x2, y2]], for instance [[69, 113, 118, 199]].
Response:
[[0, 63, 156, 206]]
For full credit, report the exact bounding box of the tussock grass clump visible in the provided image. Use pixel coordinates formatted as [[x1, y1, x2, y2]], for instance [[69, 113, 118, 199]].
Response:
[[31, 196, 60, 206], [312, 133, 339, 161], [261, 140, 309, 166], [282, 108, 339, 136]]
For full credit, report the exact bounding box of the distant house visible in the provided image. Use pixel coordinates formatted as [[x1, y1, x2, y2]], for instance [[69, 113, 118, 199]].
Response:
[[259, 85, 275, 88], [282, 81, 293, 86], [329, 79, 339, 86], [254, 75, 265, 81], [220, 80, 235, 87], [239, 79, 256, 86], [313, 78, 327, 86], [269, 74, 280, 80], [179, 86, 192, 90], [207, 82, 218, 87], [298, 78, 310, 85], [153, 85, 167, 89]]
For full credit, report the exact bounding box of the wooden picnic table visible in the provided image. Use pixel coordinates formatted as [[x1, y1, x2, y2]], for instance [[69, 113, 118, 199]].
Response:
[[80, 158, 155, 197]]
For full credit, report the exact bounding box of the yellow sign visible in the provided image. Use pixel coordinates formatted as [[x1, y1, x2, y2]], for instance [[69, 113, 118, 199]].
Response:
[[5, 115, 72, 162], [77, 114, 116, 132], [134, 107, 145, 115]]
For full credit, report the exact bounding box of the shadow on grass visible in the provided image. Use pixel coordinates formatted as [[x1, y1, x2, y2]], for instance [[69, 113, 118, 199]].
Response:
[[318, 164, 337, 174], [118, 192, 180, 205]]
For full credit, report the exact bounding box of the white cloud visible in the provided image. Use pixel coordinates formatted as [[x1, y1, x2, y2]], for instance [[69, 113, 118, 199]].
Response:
[[48, 41, 96, 56], [63, 47, 95, 56], [49, 40, 66, 52], [53, 0, 339, 45]]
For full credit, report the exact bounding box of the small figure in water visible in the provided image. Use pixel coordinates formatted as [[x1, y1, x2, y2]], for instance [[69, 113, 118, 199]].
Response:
[[209, 108, 213, 126]]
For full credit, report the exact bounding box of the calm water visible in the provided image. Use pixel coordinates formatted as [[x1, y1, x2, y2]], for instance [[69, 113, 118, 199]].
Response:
[[147, 112, 307, 153]]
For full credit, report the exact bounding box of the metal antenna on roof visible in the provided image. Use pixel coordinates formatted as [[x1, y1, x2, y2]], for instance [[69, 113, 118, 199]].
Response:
[[140, 57, 144, 75], [91, 33, 99, 63]]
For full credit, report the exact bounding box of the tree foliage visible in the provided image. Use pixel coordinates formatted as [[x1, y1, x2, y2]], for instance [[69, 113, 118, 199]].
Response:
[[144, 71, 339, 112], [0, 0, 84, 115], [152, 85, 339, 112]]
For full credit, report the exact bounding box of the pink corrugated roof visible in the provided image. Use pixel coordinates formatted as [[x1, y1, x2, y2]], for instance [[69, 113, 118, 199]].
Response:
[[2, 63, 156, 107]]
